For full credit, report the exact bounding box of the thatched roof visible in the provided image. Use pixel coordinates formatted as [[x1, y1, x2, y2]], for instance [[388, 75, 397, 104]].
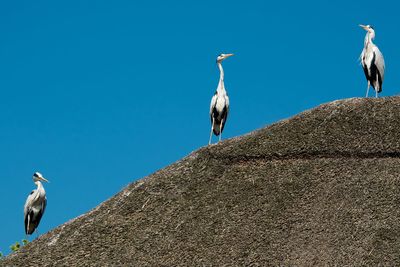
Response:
[[4, 97, 400, 266]]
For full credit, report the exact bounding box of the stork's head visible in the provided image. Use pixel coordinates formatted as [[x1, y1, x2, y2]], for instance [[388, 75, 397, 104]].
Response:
[[359, 24, 375, 39], [33, 172, 49, 183], [216, 53, 234, 63]]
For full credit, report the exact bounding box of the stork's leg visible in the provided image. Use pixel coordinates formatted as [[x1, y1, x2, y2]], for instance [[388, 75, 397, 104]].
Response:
[[366, 81, 370, 97], [375, 89, 378, 98], [209, 118, 214, 145], [219, 120, 224, 142]]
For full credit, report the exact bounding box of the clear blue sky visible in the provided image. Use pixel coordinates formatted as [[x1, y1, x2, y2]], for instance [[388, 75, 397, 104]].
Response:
[[1, 0, 399, 253]]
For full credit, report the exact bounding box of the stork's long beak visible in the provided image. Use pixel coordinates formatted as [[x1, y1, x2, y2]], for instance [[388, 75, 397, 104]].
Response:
[[40, 177, 50, 183], [359, 24, 368, 31], [224, 53, 234, 58]]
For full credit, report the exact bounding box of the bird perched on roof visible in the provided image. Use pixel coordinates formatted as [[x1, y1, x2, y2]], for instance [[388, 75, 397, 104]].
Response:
[[359, 24, 385, 98], [24, 172, 49, 235], [209, 53, 234, 145]]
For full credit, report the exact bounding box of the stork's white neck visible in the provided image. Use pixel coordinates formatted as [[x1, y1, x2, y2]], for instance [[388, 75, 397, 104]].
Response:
[[217, 62, 224, 81], [35, 181, 46, 196], [217, 62, 226, 95], [364, 31, 375, 47]]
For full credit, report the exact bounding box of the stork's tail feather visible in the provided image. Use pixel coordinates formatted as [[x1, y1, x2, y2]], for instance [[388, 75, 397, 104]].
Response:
[[374, 84, 382, 93], [213, 125, 221, 136]]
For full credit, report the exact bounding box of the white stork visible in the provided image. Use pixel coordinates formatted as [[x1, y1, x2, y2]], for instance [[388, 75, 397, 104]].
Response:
[[360, 24, 385, 98], [209, 53, 234, 144], [24, 172, 49, 235]]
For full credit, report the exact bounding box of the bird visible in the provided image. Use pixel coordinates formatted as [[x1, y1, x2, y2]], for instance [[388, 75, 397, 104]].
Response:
[[209, 53, 234, 145], [24, 172, 49, 236], [359, 24, 385, 98]]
